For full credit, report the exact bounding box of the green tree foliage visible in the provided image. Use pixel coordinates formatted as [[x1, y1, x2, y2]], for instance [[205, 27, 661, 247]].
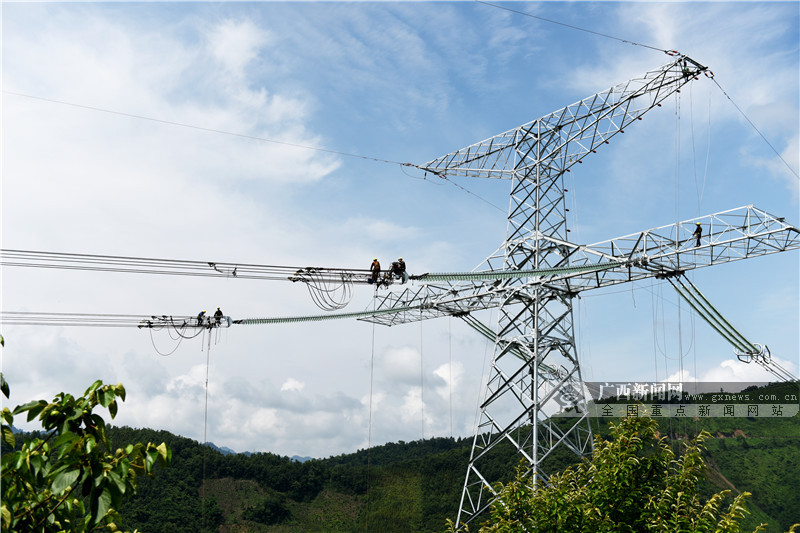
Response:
[[0, 376, 171, 532], [241, 490, 291, 525], [451, 415, 795, 533]]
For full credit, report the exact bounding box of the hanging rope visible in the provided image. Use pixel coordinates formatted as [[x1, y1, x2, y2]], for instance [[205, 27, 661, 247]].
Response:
[[448, 317, 453, 438], [201, 339, 211, 533], [419, 310, 425, 440], [149, 326, 187, 356], [366, 294, 377, 532]]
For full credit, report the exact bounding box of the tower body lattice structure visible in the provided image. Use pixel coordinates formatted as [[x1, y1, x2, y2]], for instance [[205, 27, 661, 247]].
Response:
[[442, 57, 707, 527], [357, 54, 799, 528], [371, 55, 710, 526]]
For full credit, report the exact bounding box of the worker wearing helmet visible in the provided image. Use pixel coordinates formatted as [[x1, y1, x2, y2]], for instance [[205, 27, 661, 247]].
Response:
[[214, 307, 224, 325], [370, 258, 381, 284], [693, 222, 702, 247], [197, 310, 206, 327], [391, 257, 408, 284]]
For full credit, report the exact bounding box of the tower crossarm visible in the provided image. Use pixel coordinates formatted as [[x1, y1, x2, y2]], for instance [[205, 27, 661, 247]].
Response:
[[361, 205, 799, 326], [362, 279, 510, 326], [418, 55, 706, 180], [361, 262, 614, 326], [564, 205, 800, 292]]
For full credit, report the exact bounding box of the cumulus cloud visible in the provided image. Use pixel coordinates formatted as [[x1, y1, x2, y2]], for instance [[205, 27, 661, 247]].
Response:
[[701, 357, 798, 382], [281, 377, 305, 392], [206, 18, 269, 80], [379, 345, 422, 385], [245, 407, 283, 435], [663, 369, 696, 383], [433, 361, 463, 401]]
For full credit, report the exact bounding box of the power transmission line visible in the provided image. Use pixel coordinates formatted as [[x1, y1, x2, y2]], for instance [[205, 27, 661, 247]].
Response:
[[474, 0, 668, 53], [2, 92, 503, 210], [0, 248, 371, 283], [709, 79, 799, 180], [0, 312, 180, 328], [475, 1, 799, 181], [2, 90, 409, 168]]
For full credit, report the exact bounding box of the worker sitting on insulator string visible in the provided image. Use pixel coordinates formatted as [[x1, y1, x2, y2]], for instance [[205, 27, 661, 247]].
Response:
[[369, 258, 381, 284], [390, 257, 408, 284], [197, 310, 206, 327], [214, 307, 224, 325], [693, 222, 702, 247]]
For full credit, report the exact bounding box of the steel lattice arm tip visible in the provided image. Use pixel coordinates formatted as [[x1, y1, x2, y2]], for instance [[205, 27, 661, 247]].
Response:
[[418, 54, 708, 181], [573, 205, 800, 288]]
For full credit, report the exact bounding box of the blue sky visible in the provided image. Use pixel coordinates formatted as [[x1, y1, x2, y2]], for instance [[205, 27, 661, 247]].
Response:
[[2, 1, 798, 458]]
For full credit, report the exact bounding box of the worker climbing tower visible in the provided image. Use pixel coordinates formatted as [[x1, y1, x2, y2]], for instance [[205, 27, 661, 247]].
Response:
[[362, 53, 797, 528]]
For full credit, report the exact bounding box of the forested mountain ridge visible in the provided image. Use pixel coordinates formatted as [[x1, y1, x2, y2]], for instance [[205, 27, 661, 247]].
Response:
[[111, 404, 797, 532], [5, 383, 798, 532]]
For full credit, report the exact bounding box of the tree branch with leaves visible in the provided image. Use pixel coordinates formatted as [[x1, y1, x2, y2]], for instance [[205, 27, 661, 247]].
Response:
[[448, 415, 799, 533], [1, 373, 171, 532]]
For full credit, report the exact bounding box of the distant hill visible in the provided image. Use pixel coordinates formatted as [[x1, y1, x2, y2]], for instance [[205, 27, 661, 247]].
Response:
[[205, 441, 307, 461], [206, 441, 238, 456]]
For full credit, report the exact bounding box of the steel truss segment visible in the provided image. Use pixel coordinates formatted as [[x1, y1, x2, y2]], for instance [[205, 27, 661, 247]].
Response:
[[362, 206, 797, 328], [419, 56, 705, 180], [459, 363, 591, 518], [568, 205, 800, 289], [460, 315, 562, 376]]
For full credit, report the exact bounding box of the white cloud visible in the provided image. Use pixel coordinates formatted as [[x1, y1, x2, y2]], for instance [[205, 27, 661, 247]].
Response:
[[380, 345, 422, 385], [663, 369, 696, 383], [246, 407, 283, 435], [701, 357, 798, 383], [757, 133, 800, 201], [166, 364, 212, 397], [281, 377, 305, 392], [433, 361, 463, 401], [206, 18, 269, 80], [400, 387, 424, 423]]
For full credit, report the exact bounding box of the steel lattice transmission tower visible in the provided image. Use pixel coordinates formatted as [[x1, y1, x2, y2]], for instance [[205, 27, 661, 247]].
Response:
[[360, 53, 800, 529], [429, 55, 706, 527]]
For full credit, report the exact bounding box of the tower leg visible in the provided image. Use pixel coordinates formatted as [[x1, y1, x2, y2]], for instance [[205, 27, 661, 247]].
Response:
[[455, 294, 593, 528]]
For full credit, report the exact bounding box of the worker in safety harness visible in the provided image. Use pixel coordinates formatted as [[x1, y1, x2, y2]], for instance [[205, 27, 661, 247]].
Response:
[[214, 307, 224, 325], [390, 258, 408, 284], [369, 258, 381, 284], [197, 310, 206, 327], [681, 59, 693, 79], [693, 222, 702, 247]]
